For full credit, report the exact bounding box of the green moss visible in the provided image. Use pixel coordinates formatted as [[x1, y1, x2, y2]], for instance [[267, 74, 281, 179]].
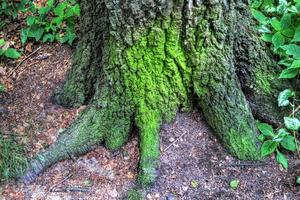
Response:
[[253, 68, 273, 94]]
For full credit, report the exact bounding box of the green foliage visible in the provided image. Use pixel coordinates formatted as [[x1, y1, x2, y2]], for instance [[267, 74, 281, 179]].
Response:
[[251, 0, 300, 79], [21, 0, 80, 45], [0, 134, 27, 181], [1, 0, 80, 52], [257, 122, 297, 169], [0, 0, 34, 20], [252, 0, 300, 170], [0, 39, 21, 60], [0, 84, 6, 93]]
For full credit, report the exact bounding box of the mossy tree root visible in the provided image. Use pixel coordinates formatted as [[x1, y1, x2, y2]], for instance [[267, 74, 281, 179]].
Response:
[[20, 0, 297, 191]]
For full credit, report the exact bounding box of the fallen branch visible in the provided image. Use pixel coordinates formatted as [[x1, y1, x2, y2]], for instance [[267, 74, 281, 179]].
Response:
[[8, 47, 42, 78], [163, 131, 187, 153]]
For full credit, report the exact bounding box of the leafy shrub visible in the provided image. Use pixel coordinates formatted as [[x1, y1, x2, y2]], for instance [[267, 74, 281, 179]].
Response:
[[21, 0, 80, 45], [251, 0, 300, 168]]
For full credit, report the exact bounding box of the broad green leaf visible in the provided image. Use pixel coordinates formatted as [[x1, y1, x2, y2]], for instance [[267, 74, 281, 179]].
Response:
[[0, 84, 5, 93], [284, 117, 300, 131], [292, 26, 300, 42], [257, 123, 274, 137], [251, 9, 268, 25], [261, 140, 277, 157], [291, 60, 300, 69], [281, 135, 297, 151], [261, 33, 273, 42], [281, 44, 300, 59], [26, 16, 36, 26], [4, 48, 21, 59], [280, 14, 291, 29], [230, 179, 239, 190], [278, 89, 294, 107], [0, 49, 4, 56], [42, 33, 54, 43], [258, 134, 266, 142], [0, 39, 5, 46], [38, 7, 50, 16], [276, 151, 288, 169], [296, 176, 300, 184], [272, 32, 285, 49], [279, 68, 299, 79], [270, 18, 281, 31], [281, 28, 295, 38], [54, 2, 67, 17], [21, 28, 29, 44]]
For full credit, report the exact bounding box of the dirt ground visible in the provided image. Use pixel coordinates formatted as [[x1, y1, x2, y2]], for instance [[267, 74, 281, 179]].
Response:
[[1, 44, 300, 200]]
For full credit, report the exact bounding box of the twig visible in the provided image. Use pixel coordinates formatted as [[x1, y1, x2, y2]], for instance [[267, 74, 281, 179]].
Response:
[[52, 186, 91, 193], [43, 173, 73, 199], [8, 47, 42, 78], [227, 161, 268, 168], [163, 132, 187, 153]]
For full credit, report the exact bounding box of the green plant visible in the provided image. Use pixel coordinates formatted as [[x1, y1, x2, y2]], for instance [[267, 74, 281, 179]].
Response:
[[0, 39, 21, 59], [229, 179, 239, 190], [0, 0, 34, 20], [21, 0, 80, 45], [0, 134, 27, 181], [251, 0, 300, 169]]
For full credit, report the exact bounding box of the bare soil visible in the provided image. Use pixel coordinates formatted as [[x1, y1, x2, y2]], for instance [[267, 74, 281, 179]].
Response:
[[0, 44, 300, 200]]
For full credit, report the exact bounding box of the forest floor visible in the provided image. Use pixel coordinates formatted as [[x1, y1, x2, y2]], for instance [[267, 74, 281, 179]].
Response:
[[1, 44, 300, 200]]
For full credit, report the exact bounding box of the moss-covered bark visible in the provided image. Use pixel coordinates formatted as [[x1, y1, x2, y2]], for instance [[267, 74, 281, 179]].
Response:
[[21, 0, 295, 195]]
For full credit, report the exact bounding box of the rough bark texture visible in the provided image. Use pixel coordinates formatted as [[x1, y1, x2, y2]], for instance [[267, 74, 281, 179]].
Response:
[[21, 0, 296, 196]]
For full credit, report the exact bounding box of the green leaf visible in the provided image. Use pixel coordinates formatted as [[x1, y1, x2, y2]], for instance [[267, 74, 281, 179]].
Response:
[[261, 33, 273, 42], [292, 26, 300, 42], [21, 28, 29, 44], [230, 179, 239, 190], [278, 89, 294, 107], [261, 140, 277, 157], [0, 84, 5, 93], [281, 135, 297, 151], [276, 151, 288, 169], [284, 117, 300, 131], [4, 48, 21, 59], [280, 14, 291, 29], [257, 123, 274, 137], [291, 60, 300, 69], [279, 68, 299, 79], [272, 32, 285, 49], [54, 2, 67, 17], [296, 177, 300, 184], [26, 16, 36, 26], [38, 7, 50, 16], [0, 39, 5, 46], [270, 18, 282, 31], [281, 44, 300, 59], [42, 33, 54, 43], [258, 134, 266, 142], [251, 9, 268, 25]]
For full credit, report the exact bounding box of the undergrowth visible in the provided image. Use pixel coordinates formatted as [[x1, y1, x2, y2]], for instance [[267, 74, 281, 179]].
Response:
[[0, 0, 80, 60], [251, 0, 300, 169]]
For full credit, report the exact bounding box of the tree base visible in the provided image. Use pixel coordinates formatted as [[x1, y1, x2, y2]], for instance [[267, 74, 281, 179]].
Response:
[[20, 1, 297, 196]]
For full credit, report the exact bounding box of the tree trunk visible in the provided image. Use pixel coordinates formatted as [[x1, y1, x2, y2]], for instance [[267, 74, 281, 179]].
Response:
[[21, 0, 295, 191]]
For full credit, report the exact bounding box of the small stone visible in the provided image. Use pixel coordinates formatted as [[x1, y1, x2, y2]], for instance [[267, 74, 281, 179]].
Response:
[[182, 186, 189, 192], [146, 193, 152, 199], [166, 193, 176, 200], [169, 137, 175, 142], [109, 188, 118, 198]]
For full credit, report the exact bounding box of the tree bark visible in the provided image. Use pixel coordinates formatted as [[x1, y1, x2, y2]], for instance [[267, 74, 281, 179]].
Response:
[[21, 0, 296, 192]]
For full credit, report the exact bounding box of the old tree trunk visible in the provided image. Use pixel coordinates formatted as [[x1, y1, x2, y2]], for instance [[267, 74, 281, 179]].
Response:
[[21, 0, 295, 193]]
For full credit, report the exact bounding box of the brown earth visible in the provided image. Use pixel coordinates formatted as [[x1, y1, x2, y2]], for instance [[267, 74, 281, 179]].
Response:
[[0, 44, 300, 200]]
